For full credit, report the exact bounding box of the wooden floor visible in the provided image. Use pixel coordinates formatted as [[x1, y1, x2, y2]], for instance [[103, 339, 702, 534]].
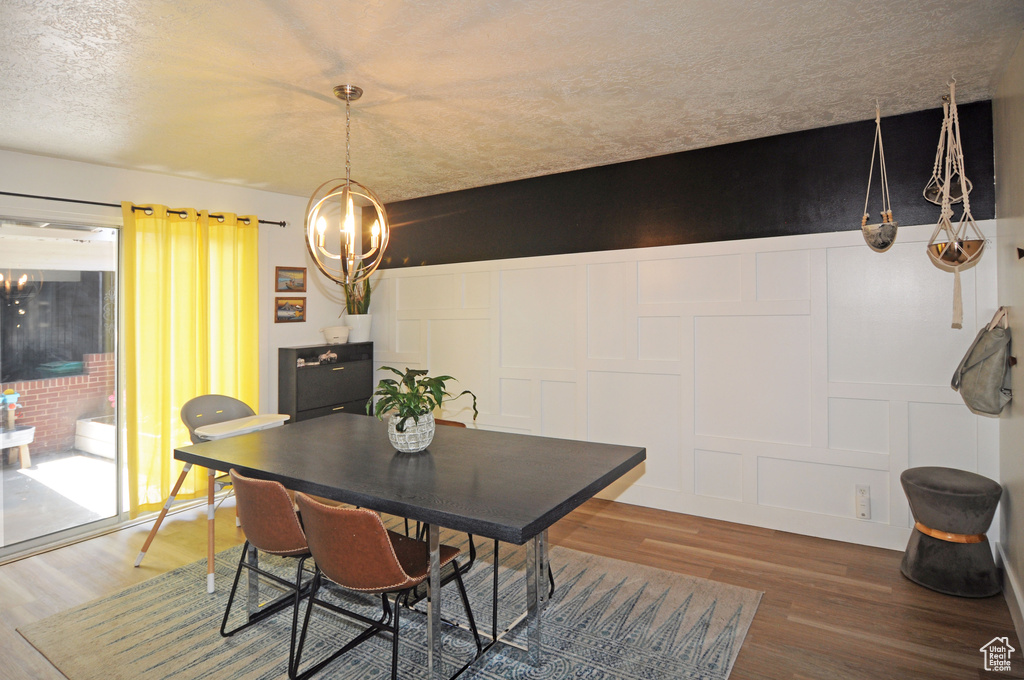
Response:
[[1, 498, 1019, 679]]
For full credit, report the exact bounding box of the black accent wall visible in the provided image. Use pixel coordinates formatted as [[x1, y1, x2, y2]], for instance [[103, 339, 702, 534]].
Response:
[[381, 101, 994, 269]]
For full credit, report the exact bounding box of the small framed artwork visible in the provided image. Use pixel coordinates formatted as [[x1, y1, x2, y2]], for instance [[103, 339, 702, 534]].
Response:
[[275, 266, 307, 292], [275, 297, 306, 323]]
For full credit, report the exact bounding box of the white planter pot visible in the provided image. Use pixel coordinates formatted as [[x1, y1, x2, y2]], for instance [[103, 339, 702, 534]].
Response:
[[388, 412, 435, 453], [347, 313, 372, 343]]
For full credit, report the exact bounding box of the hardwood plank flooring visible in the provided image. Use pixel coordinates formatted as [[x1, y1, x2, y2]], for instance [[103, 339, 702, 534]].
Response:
[[549, 500, 1022, 680], [0, 498, 1019, 679]]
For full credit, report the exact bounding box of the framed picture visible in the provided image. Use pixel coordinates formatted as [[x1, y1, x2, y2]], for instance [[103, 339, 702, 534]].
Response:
[[275, 297, 306, 323], [275, 266, 307, 292]]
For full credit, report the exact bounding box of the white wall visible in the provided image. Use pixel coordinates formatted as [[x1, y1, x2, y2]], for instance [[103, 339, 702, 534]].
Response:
[[367, 222, 1001, 550], [0, 149, 339, 414], [994, 29, 1024, 635]]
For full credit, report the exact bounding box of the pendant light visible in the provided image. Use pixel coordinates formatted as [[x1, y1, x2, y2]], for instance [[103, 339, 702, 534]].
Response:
[[305, 85, 389, 287]]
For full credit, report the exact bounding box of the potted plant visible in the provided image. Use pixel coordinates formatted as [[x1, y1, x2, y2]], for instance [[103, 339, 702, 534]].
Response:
[[341, 265, 374, 343], [368, 366, 478, 452]]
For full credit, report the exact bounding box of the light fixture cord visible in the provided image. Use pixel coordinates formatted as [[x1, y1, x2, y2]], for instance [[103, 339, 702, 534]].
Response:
[[345, 95, 352, 187]]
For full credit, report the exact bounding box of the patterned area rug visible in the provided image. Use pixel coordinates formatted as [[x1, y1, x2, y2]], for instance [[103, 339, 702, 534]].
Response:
[[19, 530, 761, 679]]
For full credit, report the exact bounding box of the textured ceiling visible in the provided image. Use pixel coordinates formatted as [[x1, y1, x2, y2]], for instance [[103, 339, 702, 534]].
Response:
[[1, 0, 1023, 202]]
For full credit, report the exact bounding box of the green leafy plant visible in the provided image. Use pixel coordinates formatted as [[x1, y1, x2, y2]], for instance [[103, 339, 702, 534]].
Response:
[[367, 366, 478, 431]]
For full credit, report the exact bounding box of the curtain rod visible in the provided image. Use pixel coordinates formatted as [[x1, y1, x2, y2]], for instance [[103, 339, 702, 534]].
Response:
[[0, 190, 288, 227]]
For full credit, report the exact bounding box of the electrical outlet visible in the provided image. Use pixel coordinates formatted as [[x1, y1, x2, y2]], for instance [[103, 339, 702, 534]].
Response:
[[855, 484, 871, 519]]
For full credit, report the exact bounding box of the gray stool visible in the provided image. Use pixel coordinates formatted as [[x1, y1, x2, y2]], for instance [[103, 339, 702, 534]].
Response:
[[900, 466, 1002, 598]]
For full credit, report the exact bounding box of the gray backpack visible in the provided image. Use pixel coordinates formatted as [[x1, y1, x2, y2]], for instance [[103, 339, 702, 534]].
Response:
[[951, 308, 1012, 417]]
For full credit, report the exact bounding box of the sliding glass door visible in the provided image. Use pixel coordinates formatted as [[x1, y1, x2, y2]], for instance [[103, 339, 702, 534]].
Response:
[[0, 219, 119, 552]]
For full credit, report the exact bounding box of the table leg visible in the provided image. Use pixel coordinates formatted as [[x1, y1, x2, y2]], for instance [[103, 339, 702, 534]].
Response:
[[207, 468, 216, 593], [539, 530, 550, 612], [246, 543, 260, 616], [526, 534, 545, 665], [427, 523, 442, 679], [492, 539, 500, 642]]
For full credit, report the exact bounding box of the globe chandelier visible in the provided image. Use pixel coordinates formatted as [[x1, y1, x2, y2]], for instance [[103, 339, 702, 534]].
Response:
[[305, 85, 389, 287]]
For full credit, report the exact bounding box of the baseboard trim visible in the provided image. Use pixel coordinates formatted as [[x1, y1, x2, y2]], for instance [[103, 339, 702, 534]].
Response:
[[996, 542, 1024, 642]]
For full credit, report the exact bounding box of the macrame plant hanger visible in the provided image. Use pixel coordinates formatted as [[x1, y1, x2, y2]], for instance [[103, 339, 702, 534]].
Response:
[[861, 103, 897, 252], [926, 79, 985, 329], [923, 97, 971, 205]]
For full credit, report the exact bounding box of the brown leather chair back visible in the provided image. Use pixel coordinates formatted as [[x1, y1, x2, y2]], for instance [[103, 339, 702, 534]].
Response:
[[295, 493, 417, 592], [229, 469, 308, 556]]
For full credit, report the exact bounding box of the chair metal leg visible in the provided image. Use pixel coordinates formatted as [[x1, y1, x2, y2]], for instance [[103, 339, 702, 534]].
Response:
[[220, 540, 251, 637], [288, 556, 311, 675], [290, 571, 321, 679], [455, 535, 478, 577], [451, 559, 483, 653], [222, 544, 310, 638], [290, 568, 397, 680]]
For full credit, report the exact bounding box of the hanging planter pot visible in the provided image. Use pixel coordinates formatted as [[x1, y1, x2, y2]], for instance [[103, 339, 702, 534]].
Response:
[[861, 104, 898, 253], [927, 237, 984, 267], [925, 79, 985, 329], [863, 221, 898, 253]]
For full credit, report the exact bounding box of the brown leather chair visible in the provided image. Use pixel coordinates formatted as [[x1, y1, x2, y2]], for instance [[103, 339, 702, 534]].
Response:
[[221, 469, 312, 675], [291, 493, 481, 680]]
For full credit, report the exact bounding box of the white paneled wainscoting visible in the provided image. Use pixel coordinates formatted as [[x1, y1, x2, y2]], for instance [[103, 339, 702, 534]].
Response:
[[366, 222, 1000, 551]]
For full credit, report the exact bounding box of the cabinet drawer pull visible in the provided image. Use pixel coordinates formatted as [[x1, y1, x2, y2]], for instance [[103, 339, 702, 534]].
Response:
[[333, 406, 345, 411], [333, 366, 345, 371]]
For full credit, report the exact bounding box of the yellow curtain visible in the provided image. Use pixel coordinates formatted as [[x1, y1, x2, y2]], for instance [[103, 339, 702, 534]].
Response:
[[122, 203, 259, 517]]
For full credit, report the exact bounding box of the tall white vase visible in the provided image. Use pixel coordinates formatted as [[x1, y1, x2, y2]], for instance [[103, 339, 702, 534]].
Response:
[[347, 313, 372, 343]]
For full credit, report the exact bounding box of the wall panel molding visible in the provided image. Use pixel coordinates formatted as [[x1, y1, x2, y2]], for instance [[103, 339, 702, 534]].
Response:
[[369, 221, 1000, 551]]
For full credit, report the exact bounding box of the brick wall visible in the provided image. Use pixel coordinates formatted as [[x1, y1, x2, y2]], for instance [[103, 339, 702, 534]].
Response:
[[1, 353, 115, 454]]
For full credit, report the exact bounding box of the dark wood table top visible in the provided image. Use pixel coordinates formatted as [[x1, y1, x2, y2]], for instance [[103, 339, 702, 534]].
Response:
[[175, 413, 645, 544]]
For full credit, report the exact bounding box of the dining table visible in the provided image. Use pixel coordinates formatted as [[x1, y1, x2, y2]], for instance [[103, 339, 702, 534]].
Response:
[[175, 412, 646, 679]]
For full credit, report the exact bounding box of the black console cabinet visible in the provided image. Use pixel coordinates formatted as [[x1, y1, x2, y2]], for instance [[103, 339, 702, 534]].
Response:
[[278, 342, 373, 422]]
